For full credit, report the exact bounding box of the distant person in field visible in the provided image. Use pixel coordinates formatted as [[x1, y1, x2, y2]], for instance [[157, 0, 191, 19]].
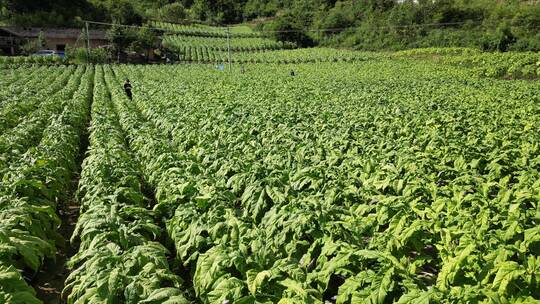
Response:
[[124, 79, 133, 100], [290, 69, 295, 77]]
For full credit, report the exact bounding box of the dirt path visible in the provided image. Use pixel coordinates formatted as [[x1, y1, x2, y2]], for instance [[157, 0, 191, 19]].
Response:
[[32, 198, 80, 304]]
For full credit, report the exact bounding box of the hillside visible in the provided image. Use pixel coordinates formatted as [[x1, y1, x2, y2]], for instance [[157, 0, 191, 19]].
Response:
[[1, 0, 539, 51]]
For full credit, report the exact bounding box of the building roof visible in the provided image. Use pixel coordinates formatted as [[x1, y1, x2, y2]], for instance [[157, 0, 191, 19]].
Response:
[[0, 27, 108, 40]]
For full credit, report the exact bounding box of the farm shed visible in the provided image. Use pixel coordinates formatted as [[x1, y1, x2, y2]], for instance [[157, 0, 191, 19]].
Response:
[[0, 27, 108, 55]]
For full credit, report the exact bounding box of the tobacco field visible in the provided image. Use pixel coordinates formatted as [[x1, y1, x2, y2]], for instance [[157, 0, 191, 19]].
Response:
[[0, 55, 539, 303]]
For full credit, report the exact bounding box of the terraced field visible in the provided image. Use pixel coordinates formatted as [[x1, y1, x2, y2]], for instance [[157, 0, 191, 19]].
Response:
[[0, 53, 539, 303], [154, 22, 298, 63], [151, 22, 260, 38]]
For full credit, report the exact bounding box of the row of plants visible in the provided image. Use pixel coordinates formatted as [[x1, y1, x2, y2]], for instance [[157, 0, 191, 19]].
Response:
[[163, 35, 295, 53], [0, 65, 49, 95], [229, 48, 379, 64], [165, 47, 378, 64], [392, 48, 540, 80], [0, 65, 54, 106], [156, 21, 304, 63], [0, 55, 66, 66], [0, 66, 86, 173], [110, 61, 539, 303], [114, 64, 341, 303], [444, 51, 540, 79], [0, 67, 93, 303], [393, 47, 482, 57], [0, 65, 70, 106], [63, 66, 188, 303], [0, 66, 75, 133], [151, 21, 263, 38], [104, 66, 215, 302]]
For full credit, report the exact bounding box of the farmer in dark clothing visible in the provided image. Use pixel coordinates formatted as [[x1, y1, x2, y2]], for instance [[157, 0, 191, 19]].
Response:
[[124, 79, 133, 100], [290, 69, 295, 77]]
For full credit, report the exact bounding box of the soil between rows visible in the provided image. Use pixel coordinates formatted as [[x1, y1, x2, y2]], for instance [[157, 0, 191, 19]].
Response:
[[32, 201, 80, 304]]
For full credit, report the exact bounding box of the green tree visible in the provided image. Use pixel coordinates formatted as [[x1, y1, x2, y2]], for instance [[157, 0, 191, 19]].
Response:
[[131, 27, 159, 61], [315, 1, 356, 34], [107, 0, 142, 24], [107, 24, 136, 61], [159, 2, 188, 22], [267, 13, 315, 47], [494, 22, 516, 52], [20, 30, 46, 54]]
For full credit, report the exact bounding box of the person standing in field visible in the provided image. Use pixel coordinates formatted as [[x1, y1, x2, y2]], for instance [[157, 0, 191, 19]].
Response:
[[124, 79, 133, 100]]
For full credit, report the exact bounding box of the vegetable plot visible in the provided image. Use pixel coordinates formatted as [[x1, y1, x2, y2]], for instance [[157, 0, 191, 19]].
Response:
[[1, 52, 539, 303], [64, 66, 187, 304], [98, 60, 538, 303]]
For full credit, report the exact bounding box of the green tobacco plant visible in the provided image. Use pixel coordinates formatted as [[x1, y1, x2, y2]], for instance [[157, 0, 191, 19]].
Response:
[[100, 59, 540, 303]]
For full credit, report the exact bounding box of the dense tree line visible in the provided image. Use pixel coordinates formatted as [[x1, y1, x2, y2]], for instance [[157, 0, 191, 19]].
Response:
[[1, 0, 538, 51], [270, 0, 540, 51], [172, 0, 539, 51], [0, 0, 157, 26]]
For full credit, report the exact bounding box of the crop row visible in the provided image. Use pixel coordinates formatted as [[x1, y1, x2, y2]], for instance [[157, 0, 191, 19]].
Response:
[[64, 66, 187, 303], [393, 48, 540, 79], [0, 66, 50, 100], [0, 66, 75, 133], [166, 46, 377, 64], [448, 51, 540, 79], [229, 48, 378, 64], [163, 35, 295, 53], [393, 47, 481, 57], [0, 66, 86, 173], [0, 67, 93, 302], [151, 21, 263, 38], [0, 56, 66, 66]]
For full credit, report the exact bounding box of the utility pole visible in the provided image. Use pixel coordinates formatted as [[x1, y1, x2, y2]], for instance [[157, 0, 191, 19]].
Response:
[[226, 26, 232, 73], [85, 21, 91, 62]]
